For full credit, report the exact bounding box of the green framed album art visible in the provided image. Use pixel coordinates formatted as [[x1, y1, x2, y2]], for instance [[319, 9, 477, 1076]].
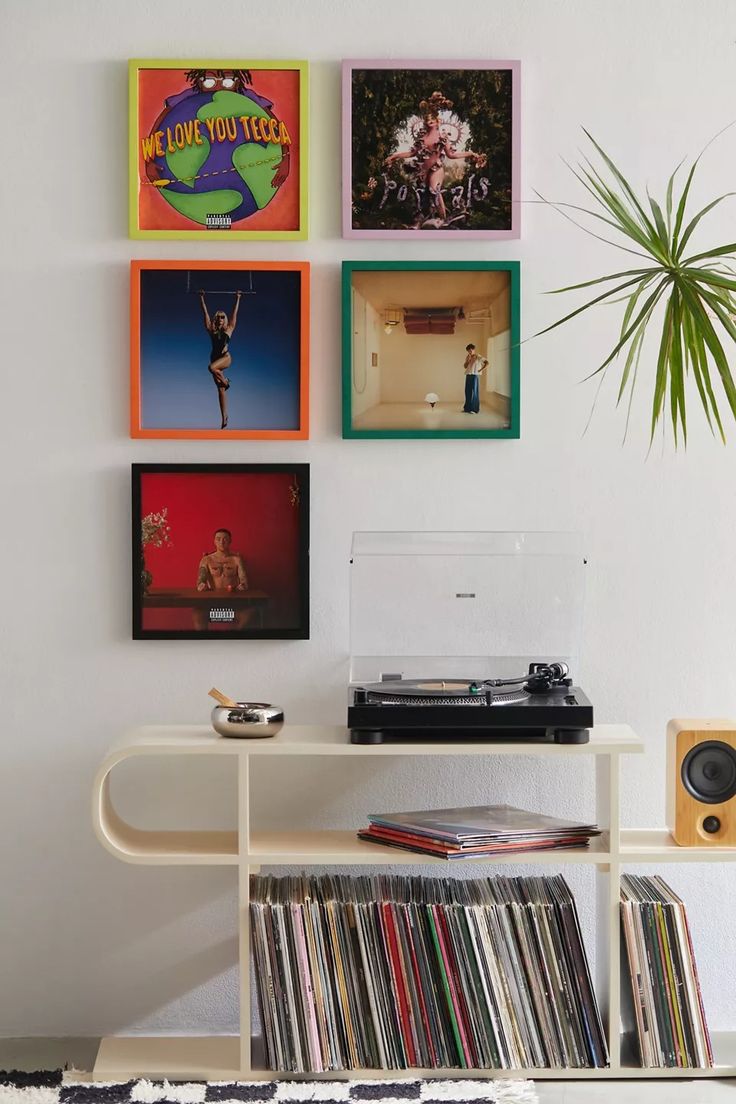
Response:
[[129, 58, 308, 240], [342, 260, 520, 439]]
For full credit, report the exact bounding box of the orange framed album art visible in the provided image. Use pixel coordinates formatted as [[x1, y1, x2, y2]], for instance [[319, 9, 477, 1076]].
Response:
[[129, 59, 308, 240], [130, 260, 310, 439]]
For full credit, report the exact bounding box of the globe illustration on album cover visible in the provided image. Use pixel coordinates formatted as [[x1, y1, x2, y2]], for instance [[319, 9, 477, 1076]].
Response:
[[134, 65, 302, 235]]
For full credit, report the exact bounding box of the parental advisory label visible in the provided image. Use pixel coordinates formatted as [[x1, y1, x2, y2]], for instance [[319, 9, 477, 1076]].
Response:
[[206, 213, 232, 230], [209, 607, 235, 623]]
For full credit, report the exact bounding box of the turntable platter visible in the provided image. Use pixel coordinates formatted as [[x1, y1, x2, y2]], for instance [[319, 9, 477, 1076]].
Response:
[[359, 679, 530, 706]]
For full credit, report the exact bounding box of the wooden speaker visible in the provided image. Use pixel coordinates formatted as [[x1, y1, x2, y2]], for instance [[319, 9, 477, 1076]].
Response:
[[667, 719, 736, 846]]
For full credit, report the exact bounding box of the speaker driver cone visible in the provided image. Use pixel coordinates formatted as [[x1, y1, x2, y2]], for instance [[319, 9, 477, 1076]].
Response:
[[682, 740, 736, 804]]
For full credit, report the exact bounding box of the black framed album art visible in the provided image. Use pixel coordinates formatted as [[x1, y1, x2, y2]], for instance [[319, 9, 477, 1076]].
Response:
[[132, 463, 310, 640]]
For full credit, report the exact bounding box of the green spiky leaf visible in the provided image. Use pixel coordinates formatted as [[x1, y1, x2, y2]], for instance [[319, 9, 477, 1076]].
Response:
[[538, 132, 736, 446]]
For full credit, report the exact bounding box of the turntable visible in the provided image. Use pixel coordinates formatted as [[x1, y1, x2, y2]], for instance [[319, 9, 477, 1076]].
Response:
[[348, 532, 593, 745], [349, 662, 593, 744]]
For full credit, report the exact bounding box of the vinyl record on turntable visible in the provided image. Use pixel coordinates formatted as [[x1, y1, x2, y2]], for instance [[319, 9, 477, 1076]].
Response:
[[357, 679, 530, 706]]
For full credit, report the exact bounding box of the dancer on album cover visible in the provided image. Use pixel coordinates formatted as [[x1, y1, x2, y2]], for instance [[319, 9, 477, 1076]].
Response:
[[198, 290, 242, 429], [383, 91, 487, 227], [463, 342, 488, 414]]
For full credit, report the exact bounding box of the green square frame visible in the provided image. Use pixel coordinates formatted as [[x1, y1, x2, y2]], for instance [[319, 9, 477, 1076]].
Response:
[[342, 261, 521, 439], [129, 58, 308, 240]]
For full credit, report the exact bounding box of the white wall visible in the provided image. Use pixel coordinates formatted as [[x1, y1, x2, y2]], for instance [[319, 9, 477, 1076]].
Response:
[[3, 0, 736, 1040]]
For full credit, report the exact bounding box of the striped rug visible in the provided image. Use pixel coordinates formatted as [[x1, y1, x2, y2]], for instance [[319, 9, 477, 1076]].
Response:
[[0, 1072, 537, 1104]]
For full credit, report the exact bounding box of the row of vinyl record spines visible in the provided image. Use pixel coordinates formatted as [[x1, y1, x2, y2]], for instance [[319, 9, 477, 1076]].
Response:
[[249, 872, 609, 1072], [620, 873, 713, 1069]]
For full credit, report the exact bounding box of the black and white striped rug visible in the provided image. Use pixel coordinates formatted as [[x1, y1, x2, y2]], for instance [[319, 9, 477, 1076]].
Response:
[[0, 1072, 537, 1104]]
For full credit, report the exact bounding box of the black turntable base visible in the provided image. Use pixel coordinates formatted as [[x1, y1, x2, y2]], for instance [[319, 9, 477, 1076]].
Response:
[[348, 663, 593, 745]]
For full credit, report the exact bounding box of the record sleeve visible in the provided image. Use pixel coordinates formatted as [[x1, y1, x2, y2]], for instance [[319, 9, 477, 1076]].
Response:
[[662, 880, 712, 1068], [367, 804, 600, 844], [251, 872, 605, 1073], [552, 875, 608, 1067], [427, 902, 466, 1067]]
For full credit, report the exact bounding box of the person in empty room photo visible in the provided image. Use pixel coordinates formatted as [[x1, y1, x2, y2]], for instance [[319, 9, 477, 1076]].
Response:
[[463, 342, 488, 414], [344, 263, 518, 438]]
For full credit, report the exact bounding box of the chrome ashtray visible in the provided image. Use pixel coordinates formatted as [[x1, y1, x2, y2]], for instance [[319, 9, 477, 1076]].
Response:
[[211, 702, 284, 739]]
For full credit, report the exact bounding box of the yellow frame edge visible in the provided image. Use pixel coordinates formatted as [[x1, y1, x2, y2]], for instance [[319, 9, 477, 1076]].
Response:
[[128, 59, 309, 240]]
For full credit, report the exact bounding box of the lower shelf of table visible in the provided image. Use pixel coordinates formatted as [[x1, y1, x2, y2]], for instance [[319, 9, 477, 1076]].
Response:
[[93, 1035, 241, 1080], [92, 1033, 736, 1081]]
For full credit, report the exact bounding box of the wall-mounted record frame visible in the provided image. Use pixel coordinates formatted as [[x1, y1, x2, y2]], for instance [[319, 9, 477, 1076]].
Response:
[[343, 59, 520, 239], [132, 463, 310, 640], [130, 260, 309, 439], [129, 59, 308, 239]]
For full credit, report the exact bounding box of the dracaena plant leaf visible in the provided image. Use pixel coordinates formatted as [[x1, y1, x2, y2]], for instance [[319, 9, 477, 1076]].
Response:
[[538, 131, 736, 446]]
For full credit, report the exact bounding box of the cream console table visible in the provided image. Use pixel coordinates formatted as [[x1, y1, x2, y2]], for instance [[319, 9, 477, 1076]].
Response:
[[91, 724, 736, 1082]]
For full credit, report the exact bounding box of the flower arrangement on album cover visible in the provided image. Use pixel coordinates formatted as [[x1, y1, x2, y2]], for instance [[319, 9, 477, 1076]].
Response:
[[343, 60, 519, 239]]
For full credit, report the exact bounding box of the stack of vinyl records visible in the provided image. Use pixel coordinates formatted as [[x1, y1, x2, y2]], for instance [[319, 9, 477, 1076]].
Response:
[[357, 804, 601, 859], [250, 873, 609, 1072], [620, 874, 713, 1068]]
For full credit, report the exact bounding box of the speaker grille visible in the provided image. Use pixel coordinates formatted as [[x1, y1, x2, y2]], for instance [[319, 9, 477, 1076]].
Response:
[[681, 740, 736, 804]]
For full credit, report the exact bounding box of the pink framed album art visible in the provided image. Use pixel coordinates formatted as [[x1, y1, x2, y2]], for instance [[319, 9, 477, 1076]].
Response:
[[342, 59, 520, 240]]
